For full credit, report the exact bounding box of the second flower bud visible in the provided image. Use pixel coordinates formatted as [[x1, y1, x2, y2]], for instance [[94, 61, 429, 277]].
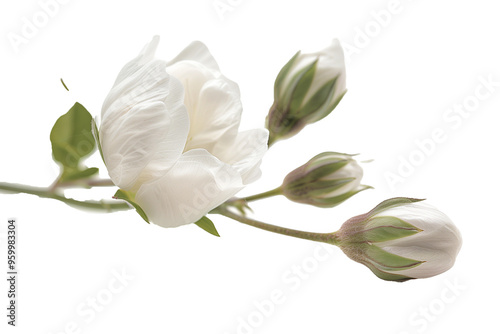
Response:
[[281, 152, 370, 208]]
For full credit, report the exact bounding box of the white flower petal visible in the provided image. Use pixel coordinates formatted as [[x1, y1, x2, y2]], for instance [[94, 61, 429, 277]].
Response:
[[377, 203, 462, 252], [101, 100, 188, 190], [118, 36, 161, 79], [102, 36, 164, 114], [167, 41, 220, 72], [101, 37, 268, 228], [307, 40, 345, 91], [135, 149, 244, 227], [381, 246, 458, 279], [100, 37, 189, 190], [212, 129, 269, 184], [167, 61, 242, 153], [185, 77, 242, 153]]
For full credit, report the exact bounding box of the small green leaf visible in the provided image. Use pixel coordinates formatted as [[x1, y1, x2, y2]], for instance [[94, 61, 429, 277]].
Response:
[[60, 78, 69, 91], [113, 189, 149, 223], [50, 102, 95, 169], [60, 167, 99, 183], [195, 216, 220, 237], [50, 103, 102, 184]]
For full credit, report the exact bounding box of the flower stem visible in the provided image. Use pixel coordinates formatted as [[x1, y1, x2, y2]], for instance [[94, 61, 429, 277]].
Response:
[[0, 181, 131, 213], [237, 187, 283, 203], [213, 206, 338, 245], [56, 178, 116, 189]]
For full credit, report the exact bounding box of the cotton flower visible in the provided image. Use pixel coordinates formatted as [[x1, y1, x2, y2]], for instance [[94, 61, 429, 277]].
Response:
[[333, 198, 462, 281], [99, 36, 268, 227], [266, 40, 347, 145], [281, 152, 369, 207]]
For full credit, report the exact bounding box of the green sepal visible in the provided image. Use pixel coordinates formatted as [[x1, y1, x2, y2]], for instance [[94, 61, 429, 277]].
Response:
[[283, 152, 356, 189], [226, 199, 253, 216], [194, 216, 220, 237], [285, 177, 354, 199], [91, 118, 106, 166], [303, 159, 349, 180], [362, 225, 421, 243], [305, 178, 356, 197], [280, 59, 318, 111], [365, 245, 424, 272], [368, 198, 425, 218], [308, 185, 372, 208], [288, 60, 317, 113], [301, 77, 346, 123], [317, 89, 347, 122], [362, 260, 414, 282], [274, 51, 300, 100], [296, 76, 337, 118], [362, 216, 422, 243], [113, 189, 149, 223]]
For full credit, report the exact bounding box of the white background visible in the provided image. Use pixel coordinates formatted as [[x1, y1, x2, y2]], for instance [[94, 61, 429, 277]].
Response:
[[1, 0, 499, 333]]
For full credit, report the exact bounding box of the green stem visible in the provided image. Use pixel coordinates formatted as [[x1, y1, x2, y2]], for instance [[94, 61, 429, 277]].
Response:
[[0, 182, 131, 213], [57, 178, 116, 189], [236, 186, 283, 203], [213, 206, 338, 245]]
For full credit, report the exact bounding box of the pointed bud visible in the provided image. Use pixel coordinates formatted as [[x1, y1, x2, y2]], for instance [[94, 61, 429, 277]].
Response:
[[266, 40, 347, 145], [333, 198, 462, 282], [281, 152, 369, 208]]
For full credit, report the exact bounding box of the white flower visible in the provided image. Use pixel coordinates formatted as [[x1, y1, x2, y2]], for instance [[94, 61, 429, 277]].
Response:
[[266, 40, 347, 144], [99, 36, 268, 228], [335, 198, 462, 281], [281, 152, 369, 207]]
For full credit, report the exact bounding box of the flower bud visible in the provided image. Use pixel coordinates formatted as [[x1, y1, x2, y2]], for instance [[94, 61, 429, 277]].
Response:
[[266, 40, 347, 145], [333, 198, 462, 282], [281, 152, 369, 208]]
